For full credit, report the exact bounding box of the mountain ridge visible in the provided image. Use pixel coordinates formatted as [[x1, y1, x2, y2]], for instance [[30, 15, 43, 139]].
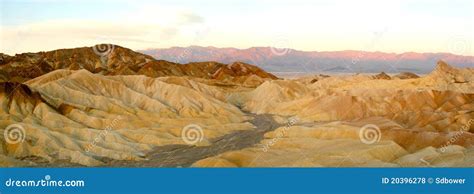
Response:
[[0, 44, 277, 85], [140, 46, 474, 74]]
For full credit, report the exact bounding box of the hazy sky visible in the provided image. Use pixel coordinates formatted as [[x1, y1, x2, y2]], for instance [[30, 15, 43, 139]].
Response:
[[1, 0, 473, 55]]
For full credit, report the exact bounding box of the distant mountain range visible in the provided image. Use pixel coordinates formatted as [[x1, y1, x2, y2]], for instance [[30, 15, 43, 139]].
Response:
[[139, 46, 474, 74]]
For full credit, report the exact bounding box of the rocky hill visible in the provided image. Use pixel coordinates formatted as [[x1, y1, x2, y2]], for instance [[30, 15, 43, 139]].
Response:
[[0, 44, 277, 84]]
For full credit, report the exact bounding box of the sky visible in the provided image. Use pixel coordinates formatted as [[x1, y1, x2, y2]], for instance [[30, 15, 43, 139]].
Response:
[[0, 0, 473, 55]]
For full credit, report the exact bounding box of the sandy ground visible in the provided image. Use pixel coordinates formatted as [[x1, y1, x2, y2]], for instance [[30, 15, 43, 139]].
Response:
[[105, 113, 280, 167]]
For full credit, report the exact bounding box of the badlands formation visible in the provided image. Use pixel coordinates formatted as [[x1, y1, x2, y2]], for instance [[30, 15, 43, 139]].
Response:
[[0, 45, 473, 167]]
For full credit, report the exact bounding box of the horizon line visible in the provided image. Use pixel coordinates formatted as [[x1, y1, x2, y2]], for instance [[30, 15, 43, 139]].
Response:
[[139, 45, 474, 57], [3, 44, 474, 58]]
